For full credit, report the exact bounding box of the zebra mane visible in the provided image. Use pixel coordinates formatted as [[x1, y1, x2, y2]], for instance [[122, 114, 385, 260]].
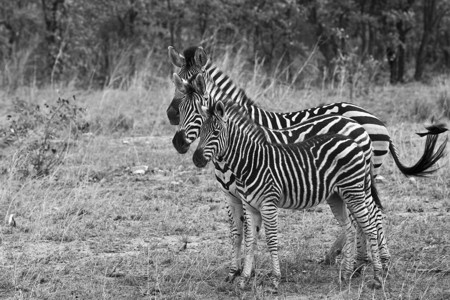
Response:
[[223, 101, 267, 144], [183, 74, 199, 95], [183, 46, 199, 68], [182, 46, 257, 108]]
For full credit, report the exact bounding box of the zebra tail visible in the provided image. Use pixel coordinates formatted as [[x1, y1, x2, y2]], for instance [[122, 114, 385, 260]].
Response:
[[390, 124, 448, 177], [416, 122, 448, 137]]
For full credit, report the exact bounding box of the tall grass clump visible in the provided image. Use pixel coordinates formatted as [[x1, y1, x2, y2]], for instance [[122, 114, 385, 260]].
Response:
[[1, 96, 87, 179], [329, 48, 383, 101], [437, 90, 450, 119], [209, 45, 322, 112], [411, 98, 436, 122]]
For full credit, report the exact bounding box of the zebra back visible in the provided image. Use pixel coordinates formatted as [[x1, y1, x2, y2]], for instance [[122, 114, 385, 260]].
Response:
[[194, 101, 368, 210], [167, 46, 391, 171]]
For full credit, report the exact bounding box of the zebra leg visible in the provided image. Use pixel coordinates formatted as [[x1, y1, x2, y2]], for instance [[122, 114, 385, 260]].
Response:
[[323, 206, 368, 268], [322, 231, 345, 265], [326, 194, 356, 282], [354, 225, 369, 276], [344, 195, 383, 289], [225, 194, 244, 282], [239, 203, 259, 290], [364, 188, 390, 269], [373, 206, 390, 269], [260, 202, 281, 291]]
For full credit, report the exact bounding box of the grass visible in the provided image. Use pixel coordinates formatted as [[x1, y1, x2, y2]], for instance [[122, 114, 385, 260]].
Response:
[[0, 69, 449, 299]]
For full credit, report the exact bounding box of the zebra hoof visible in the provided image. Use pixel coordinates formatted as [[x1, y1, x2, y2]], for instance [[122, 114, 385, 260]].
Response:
[[225, 269, 241, 283], [320, 249, 340, 265], [263, 285, 278, 294], [367, 272, 383, 290], [367, 277, 382, 289], [238, 276, 250, 290], [340, 271, 352, 285], [353, 259, 369, 277], [381, 257, 392, 271]]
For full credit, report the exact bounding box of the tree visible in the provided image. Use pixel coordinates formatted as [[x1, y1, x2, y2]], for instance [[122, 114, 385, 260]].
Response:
[[414, 0, 449, 80], [41, 0, 67, 83]]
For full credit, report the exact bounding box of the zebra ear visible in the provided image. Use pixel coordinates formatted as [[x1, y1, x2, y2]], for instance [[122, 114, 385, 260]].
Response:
[[193, 74, 206, 94], [214, 101, 227, 121], [194, 98, 208, 118], [172, 73, 187, 94], [195, 47, 208, 67], [168, 46, 185, 67]]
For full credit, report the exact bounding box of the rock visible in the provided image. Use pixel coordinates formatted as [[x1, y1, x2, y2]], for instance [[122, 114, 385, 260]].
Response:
[[375, 175, 386, 183], [7, 214, 16, 227], [131, 165, 149, 175]]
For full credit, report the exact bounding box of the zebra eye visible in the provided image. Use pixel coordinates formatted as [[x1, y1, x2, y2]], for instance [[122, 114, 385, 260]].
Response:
[[212, 130, 220, 136]]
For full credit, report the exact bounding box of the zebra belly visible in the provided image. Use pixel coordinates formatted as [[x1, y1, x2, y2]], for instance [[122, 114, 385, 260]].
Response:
[[242, 180, 335, 211], [214, 160, 239, 197], [277, 189, 332, 210]]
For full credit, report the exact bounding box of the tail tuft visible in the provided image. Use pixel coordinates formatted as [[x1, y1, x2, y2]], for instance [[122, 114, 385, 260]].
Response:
[[390, 125, 448, 177], [416, 122, 448, 137]]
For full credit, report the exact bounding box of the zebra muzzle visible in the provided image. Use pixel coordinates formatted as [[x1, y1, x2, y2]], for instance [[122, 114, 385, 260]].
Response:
[[172, 130, 190, 154], [193, 148, 208, 168], [166, 105, 180, 125]]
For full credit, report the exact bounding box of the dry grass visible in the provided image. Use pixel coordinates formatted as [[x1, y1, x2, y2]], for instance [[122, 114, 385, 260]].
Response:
[[0, 67, 449, 299]]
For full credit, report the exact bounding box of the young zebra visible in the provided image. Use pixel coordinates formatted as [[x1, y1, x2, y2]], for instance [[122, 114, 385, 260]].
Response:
[[167, 45, 446, 179], [193, 100, 387, 290], [172, 73, 397, 282]]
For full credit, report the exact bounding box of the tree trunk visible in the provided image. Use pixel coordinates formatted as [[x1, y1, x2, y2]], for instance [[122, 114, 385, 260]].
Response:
[[41, 0, 66, 82], [387, 47, 398, 84], [395, 20, 409, 83], [414, 0, 437, 81]]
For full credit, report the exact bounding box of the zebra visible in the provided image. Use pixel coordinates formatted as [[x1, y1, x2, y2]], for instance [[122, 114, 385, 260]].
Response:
[[193, 99, 388, 290], [171, 72, 446, 278], [167, 45, 445, 179], [167, 45, 448, 264]]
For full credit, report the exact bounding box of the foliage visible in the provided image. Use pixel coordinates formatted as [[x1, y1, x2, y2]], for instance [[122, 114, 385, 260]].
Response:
[[0, 0, 449, 88], [0, 96, 87, 178]]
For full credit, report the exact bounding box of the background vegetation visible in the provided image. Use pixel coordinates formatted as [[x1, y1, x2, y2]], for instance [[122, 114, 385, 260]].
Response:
[[1, 0, 450, 91], [0, 0, 449, 299]]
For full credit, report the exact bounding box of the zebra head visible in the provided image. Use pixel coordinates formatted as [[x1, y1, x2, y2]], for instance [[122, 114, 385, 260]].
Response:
[[193, 101, 228, 168], [172, 72, 209, 154], [167, 46, 208, 125]]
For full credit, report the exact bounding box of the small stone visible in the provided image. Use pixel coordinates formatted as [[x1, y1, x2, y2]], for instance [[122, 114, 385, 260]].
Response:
[[131, 165, 149, 175], [375, 175, 386, 183], [7, 214, 16, 227]]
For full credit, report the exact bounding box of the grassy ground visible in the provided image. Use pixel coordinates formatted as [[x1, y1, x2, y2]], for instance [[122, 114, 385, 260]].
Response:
[[0, 76, 449, 299]]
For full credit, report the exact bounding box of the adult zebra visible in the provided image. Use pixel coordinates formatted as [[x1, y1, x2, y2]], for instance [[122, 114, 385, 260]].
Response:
[[167, 45, 446, 178], [193, 100, 388, 290], [172, 72, 392, 279]]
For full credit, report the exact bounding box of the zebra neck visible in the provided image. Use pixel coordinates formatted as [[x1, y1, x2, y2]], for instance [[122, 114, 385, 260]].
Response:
[[220, 121, 265, 180], [205, 62, 255, 108], [204, 62, 287, 128]]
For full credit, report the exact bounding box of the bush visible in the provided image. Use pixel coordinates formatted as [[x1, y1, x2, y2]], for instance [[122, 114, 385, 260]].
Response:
[[1, 96, 88, 179]]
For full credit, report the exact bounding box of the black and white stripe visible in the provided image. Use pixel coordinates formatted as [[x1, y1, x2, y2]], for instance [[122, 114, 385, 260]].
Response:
[[167, 46, 446, 281], [170, 69, 445, 281], [193, 101, 388, 289], [167, 45, 446, 178]]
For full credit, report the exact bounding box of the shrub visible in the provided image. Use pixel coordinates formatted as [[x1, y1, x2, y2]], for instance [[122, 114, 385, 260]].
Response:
[[107, 113, 134, 133], [1, 96, 88, 178]]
